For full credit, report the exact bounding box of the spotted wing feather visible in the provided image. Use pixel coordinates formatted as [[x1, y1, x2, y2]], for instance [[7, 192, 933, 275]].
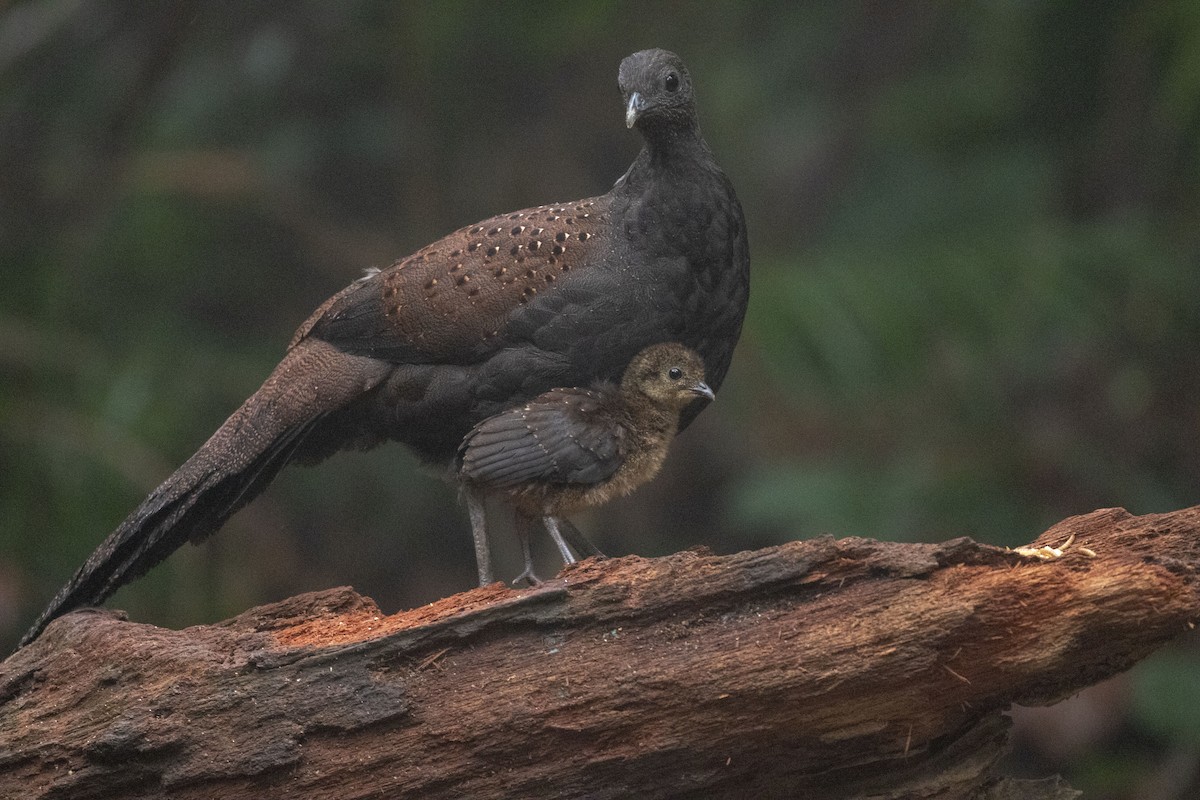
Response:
[[298, 199, 613, 364]]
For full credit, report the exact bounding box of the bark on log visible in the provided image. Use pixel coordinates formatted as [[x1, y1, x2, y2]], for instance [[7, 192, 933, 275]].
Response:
[[3, 505, 1199, 799]]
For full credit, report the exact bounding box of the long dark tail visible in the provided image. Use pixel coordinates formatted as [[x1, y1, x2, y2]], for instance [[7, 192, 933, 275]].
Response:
[[18, 339, 389, 648]]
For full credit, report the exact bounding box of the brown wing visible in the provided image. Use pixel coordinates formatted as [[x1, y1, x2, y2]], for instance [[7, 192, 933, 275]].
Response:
[[458, 388, 625, 488], [293, 197, 614, 363]]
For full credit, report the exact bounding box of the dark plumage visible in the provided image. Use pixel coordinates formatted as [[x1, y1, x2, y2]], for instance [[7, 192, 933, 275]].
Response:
[[459, 344, 712, 584], [19, 48, 749, 648]]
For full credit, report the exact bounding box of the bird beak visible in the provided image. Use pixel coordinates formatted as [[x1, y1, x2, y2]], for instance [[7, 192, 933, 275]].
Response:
[[625, 92, 646, 128], [690, 381, 715, 401]]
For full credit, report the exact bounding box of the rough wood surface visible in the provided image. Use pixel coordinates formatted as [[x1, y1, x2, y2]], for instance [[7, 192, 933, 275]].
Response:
[[2, 505, 1198, 799]]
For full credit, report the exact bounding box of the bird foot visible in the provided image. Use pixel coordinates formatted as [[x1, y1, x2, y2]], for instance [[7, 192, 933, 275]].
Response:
[[512, 567, 544, 587]]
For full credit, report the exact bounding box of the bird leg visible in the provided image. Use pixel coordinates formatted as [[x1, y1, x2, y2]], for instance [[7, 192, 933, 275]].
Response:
[[551, 517, 606, 559], [465, 487, 494, 586], [512, 513, 543, 586], [542, 516, 579, 566]]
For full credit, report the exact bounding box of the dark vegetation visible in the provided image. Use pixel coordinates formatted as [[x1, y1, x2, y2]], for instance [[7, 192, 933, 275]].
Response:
[[3, 3, 1199, 795]]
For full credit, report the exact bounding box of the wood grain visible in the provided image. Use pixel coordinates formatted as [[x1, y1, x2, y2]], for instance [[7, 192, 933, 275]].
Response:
[[3, 506, 1196, 799]]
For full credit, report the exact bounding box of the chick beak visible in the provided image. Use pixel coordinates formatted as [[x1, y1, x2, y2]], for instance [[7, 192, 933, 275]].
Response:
[[690, 381, 715, 402], [625, 92, 646, 128]]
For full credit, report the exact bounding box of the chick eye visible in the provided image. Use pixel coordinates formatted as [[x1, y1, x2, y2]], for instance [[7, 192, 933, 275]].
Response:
[[664, 72, 680, 93], [667, 367, 683, 380]]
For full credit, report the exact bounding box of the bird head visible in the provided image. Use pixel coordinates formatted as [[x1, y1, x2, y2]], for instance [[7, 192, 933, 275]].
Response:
[[618, 49, 698, 135], [623, 343, 713, 410]]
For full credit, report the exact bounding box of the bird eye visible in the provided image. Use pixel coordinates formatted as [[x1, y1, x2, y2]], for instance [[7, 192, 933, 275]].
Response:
[[664, 72, 680, 93], [668, 367, 683, 380]]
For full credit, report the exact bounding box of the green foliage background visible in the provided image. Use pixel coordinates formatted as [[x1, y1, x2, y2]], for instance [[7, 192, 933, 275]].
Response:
[[2, 2, 1199, 793]]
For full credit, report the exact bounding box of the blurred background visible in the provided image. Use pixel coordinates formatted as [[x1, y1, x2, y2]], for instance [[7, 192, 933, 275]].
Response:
[[3, 1, 1200, 795]]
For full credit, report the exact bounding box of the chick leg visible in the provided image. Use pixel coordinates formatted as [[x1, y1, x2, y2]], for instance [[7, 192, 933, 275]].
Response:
[[465, 487, 494, 586], [513, 512, 542, 586], [553, 517, 606, 559], [543, 516, 580, 567]]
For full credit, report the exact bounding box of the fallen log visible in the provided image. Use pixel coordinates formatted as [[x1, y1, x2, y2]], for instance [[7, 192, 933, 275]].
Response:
[[2, 505, 1198, 799]]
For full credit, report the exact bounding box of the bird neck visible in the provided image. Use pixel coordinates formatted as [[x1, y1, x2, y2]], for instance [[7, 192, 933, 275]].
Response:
[[645, 120, 708, 160], [617, 126, 717, 194], [618, 388, 683, 445]]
